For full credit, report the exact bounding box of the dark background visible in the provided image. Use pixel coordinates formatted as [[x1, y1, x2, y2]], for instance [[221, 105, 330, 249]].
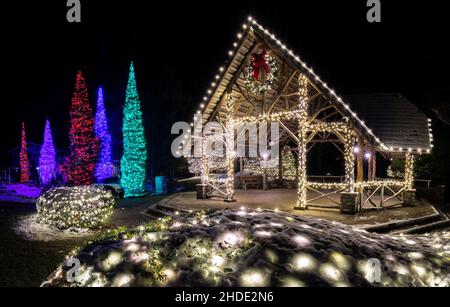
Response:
[[1, 1, 449, 182]]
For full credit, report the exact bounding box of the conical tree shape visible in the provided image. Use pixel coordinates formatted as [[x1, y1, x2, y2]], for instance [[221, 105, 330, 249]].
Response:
[[282, 146, 296, 181], [61, 71, 99, 186], [120, 62, 148, 197], [20, 122, 31, 183], [39, 119, 56, 184], [94, 87, 114, 182]]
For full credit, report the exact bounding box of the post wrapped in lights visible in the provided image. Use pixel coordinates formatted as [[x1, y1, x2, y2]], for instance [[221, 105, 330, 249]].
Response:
[[225, 93, 235, 202], [296, 74, 308, 209], [404, 152, 415, 190], [201, 139, 210, 184], [20, 122, 31, 183], [39, 120, 56, 185], [343, 130, 357, 192], [36, 186, 115, 229]]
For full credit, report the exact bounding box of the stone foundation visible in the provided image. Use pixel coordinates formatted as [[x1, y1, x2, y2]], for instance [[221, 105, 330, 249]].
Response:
[[196, 184, 209, 200], [403, 189, 416, 207], [340, 192, 360, 214]]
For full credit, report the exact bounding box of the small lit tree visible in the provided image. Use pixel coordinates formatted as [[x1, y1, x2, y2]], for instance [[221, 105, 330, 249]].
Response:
[[281, 146, 296, 180]]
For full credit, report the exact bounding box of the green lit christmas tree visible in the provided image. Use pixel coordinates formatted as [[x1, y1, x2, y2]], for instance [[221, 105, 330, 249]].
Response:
[[282, 146, 296, 181], [120, 62, 148, 197]]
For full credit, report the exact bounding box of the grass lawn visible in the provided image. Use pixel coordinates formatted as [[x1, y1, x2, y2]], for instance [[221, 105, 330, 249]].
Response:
[[0, 196, 165, 287]]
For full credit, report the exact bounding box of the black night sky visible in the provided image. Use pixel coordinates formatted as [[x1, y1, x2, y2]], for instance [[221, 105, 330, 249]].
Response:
[[1, 0, 449, 179]]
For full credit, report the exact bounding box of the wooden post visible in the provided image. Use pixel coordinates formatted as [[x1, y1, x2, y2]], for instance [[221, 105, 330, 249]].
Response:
[[372, 153, 377, 180], [367, 153, 372, 181], [356, 139, 364, 182], [263, 167, 268, 190], [239, 157, 244, 187]]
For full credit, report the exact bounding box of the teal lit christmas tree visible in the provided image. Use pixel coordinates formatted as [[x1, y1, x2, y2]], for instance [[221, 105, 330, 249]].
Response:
[[120, 62, 148, 197]]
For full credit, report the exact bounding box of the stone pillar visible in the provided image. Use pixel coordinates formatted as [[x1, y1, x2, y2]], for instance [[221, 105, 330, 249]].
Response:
[[340, 192, 360, 214], [295, 74, 308, 210], [403, 189, 416, 207], [224, 93, 235, 202], [196, 184, 209, 199]]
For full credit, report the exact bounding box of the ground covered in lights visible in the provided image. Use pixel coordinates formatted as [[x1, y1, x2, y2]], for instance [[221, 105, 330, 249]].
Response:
[[0, 183, 41, 203], [42, 208, 450, 287]]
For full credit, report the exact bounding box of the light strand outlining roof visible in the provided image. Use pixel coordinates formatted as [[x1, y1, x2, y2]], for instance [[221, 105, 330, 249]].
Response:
[[190, 16, 433, 154]]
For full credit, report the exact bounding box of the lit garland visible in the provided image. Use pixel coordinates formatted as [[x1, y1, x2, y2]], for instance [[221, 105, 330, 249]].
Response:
[[61, 71, 99, 186], [306, 180, 405, 191], [94, 87, 114, 182], [281, 146, 296, 181], [120, 62, 148, 197], [39, 119, 56, 185], [36, 186, 115, 229], [404, 153, 415, 189], [20, 122, 31, 183], [244, 50, 278, 95], [232, 110, 301, 125], [296, 74, 308, 209]]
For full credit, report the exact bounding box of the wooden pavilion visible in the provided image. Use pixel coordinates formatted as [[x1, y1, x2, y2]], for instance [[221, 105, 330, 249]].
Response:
[[192, 17, 433, 214]]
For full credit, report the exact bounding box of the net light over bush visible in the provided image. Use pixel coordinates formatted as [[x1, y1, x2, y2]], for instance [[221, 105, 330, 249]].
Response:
[[36, 186, 115, 229]]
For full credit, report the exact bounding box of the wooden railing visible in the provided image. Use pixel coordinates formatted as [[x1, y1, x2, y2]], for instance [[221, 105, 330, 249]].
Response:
[[358, 181, 405, 210]]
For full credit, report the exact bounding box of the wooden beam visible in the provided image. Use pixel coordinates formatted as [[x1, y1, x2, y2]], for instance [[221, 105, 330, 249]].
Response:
[[278, 120, 300, 144], [209, 42, 260, 122], [268, 70, 298, 113]]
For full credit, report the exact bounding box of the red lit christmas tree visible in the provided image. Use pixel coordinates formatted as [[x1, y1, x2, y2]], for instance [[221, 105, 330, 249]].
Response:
[[60, 71, 99, 186], [20, 122, 31, 183]]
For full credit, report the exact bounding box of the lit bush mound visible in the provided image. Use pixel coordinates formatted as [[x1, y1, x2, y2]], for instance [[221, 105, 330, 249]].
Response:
[[42, 209, 450, 287], [36, 186, 115, 230]]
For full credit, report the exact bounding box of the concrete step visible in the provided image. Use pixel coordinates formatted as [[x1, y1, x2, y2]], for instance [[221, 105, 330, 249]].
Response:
[[390, 219, 450, 235], [359, 212, 442, 234]]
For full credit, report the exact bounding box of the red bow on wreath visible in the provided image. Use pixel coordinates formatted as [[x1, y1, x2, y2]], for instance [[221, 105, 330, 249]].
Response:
[[251, 50, 270, 81]]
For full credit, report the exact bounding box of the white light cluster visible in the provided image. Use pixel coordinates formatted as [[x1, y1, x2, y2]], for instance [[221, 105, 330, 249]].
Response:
[[36, 186, 115, 229], [190, 16, 433, 154]]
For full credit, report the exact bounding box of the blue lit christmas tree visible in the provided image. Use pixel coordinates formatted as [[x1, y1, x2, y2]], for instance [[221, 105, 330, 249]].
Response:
[[94, 87, 114, 182], [120, 62, 148, 197], [38, 119, 56, 185]]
